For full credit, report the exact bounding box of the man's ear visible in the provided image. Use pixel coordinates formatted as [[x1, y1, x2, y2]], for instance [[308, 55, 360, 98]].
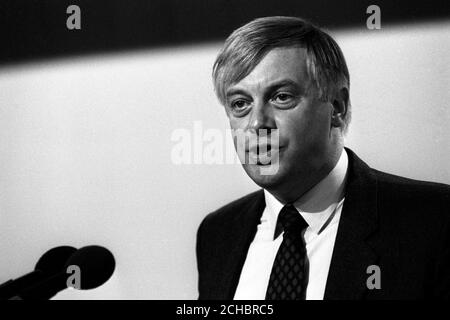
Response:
[[331, 87, 349, 129]]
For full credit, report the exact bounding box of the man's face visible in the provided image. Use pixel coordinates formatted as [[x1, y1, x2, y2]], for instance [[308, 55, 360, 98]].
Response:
[[224, 47, 336, 192]]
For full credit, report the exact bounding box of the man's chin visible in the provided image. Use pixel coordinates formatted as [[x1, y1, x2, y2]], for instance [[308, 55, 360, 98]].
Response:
[[242, 163, 285, 189]]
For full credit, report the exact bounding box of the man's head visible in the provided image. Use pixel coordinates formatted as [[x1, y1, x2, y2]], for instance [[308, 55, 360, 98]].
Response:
[[213, 16, 351, 202]]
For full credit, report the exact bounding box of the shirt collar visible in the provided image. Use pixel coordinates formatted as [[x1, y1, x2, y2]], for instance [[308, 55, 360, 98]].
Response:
[[263, 148, 349, 235]]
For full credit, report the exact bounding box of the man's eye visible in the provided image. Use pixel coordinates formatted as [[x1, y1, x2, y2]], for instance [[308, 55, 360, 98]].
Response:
[[231, 100, 249, 110], [273, 93, 294, 103]]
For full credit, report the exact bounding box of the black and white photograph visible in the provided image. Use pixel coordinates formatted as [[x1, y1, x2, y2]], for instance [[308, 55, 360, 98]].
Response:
[[0, 0, 449, 306]]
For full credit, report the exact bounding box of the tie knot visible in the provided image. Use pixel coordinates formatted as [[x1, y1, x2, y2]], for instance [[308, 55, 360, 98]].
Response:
[[274, 204, 308, 239]]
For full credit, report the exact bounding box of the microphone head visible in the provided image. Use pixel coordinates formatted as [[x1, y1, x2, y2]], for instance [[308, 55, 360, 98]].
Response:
[[0, 246, 77, 300], [35, 246, 77, 275], [65, 245, 115, 290]]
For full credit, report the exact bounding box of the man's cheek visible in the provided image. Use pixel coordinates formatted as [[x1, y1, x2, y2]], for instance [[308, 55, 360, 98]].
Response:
[[231, 129, 248, 164]]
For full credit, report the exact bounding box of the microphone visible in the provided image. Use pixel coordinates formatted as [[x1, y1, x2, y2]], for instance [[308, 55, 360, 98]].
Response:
[[0, 246, 77, 300], [14, 245, 115, 299]]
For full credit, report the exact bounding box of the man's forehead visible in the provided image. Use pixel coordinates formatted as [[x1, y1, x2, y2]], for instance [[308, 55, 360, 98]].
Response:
[[227, 47, 309, 93]]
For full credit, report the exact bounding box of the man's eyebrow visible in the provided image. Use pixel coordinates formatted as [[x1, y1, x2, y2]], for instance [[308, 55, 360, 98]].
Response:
[[265, 79, 303, 92], [225, 88, 250, 99], [226, 79, 304, 99]]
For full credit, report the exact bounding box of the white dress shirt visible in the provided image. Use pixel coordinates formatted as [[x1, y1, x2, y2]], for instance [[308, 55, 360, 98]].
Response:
[[234, 149, 349, 300]]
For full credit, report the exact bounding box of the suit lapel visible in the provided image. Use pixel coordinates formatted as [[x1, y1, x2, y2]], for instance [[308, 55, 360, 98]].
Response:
[[324, 148, 380, 300], [219, 190, 265, 299]]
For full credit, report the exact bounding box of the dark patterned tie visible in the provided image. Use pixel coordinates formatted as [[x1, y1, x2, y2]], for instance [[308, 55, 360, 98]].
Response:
[[265, 204, 309, 300]]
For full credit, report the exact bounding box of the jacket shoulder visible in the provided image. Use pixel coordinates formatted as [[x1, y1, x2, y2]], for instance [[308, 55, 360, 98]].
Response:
[[200, 189, 263, 229], [371, 168, 450, 226], [373, 168, 450, 201]]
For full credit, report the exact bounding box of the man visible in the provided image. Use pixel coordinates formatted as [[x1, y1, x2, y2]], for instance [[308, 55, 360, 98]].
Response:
[[196, 16, 450, 300]]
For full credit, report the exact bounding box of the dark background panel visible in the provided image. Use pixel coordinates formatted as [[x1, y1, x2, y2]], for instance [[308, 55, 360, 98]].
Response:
[[1, 0, 449, 65]]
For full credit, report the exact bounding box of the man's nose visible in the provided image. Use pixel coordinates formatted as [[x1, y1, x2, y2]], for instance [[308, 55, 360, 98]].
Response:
[[247, 101, 276, 133]]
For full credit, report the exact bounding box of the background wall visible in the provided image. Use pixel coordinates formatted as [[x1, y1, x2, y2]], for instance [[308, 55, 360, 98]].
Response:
[[0, 21, 449, 299]]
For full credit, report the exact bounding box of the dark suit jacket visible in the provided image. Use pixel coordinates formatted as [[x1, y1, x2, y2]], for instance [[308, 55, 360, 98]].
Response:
[[196, 148, 450, 299]]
